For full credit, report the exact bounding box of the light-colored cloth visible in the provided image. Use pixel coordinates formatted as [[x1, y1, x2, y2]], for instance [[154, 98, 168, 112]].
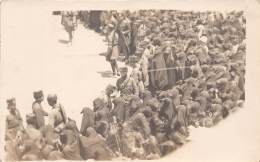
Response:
[[6, 109, 23, 140], [48, 103, 67, 131], [116, 76, 139, 97], [25, 125, 42, 140], [108, 30, 119, 60]]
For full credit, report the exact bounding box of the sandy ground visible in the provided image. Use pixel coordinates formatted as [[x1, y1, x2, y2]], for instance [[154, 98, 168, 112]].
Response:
[[0, 6, 120, 127], [1, 2, 260, 162]]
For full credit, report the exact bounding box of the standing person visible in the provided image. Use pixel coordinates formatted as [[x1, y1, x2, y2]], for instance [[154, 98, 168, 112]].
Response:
[[137, 20, 147, 43], [164, 46, 177, 88], [118, 15, 131, 59], [88, 11, 102, 32], [5, 98, 24, 141], [106, 24, 120, 76], [149, 47, 169, 91], [62, 11, 75, 45], [116, 67, 139, 100], [129, 18, 139, 55], [47, 94, 67, 133], [32, 90, 48, 129]]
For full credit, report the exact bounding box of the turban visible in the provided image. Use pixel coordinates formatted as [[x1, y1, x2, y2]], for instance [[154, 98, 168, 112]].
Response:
[[33, 90, 43, 99], [6, 97, 16, 106]]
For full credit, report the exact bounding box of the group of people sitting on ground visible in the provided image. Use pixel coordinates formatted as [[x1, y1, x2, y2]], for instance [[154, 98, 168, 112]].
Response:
[[5, 10, 245, 161]]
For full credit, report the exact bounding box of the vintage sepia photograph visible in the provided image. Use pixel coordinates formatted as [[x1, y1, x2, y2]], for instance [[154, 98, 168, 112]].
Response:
[[0, 1, 260, 162]]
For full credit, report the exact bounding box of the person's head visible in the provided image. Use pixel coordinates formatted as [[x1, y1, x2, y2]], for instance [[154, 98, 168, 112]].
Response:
[[93, 98, 105, 112], [119, 67, 128, 77], [105, 84, 116, 96], [164, 46, 172, 55], [47, 94, 57, 106], [147, 98, 160, 112], [33, 90, 44, 102], [192, 69, 199, 78], [7, 97, 16, 112], [66, 118, 78, 132], [128, 56, 138, 67]]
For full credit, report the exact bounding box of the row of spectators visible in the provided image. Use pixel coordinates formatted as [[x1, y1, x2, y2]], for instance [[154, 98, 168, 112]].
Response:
[[87, 10, 246, 158]]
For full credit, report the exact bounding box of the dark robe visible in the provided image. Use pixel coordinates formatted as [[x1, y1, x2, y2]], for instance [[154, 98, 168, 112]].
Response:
[[176, 105, 188, 128], [127, 113, 151, 138], [130, 22, 138, 55], [111, 97, 126, 123], [149, 53, 169, 90], [61, 129, 82, 160], [80, 128, 113, 160], [165, 52, 177, 87], [89, 11, 102, 32], [80, 107, 95, 136], [159, 98, 177, 132], [118, 19, 131, 57]]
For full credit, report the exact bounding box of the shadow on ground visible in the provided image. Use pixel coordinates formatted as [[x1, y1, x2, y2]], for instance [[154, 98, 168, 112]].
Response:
[[99, 52, 107, 56], [97, 70, 114, 78], [58, 39, 70, 44]]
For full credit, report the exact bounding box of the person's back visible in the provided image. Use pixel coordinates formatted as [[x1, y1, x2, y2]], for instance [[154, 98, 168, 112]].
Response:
[[47, 94, 67, 133], [32, 102, 48, 129], [61, 129, 82, 160], [49, 103, 67, 129]]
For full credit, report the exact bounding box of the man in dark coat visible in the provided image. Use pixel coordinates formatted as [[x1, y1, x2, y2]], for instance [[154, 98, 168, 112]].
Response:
[[149, 48, 169, 90], [118, 15, 131, 58], [175, 50, 187, 81], [129, 20, 138, 54], [164, 46, 177, 88], [89, 11, 102, 32]]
